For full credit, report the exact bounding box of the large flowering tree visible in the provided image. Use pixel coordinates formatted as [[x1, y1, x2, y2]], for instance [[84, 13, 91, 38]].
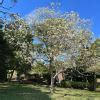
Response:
[[28, 8, 93, 92]]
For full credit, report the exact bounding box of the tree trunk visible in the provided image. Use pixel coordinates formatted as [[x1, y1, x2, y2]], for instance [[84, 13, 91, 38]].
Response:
[[49, 56, 55, 93], [8, 68, 15, 82], [17, 71, 21, 83], [50, 73, 55, 93]]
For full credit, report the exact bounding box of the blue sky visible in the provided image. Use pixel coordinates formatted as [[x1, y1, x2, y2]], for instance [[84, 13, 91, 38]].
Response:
[[2, 0, 100, 38]]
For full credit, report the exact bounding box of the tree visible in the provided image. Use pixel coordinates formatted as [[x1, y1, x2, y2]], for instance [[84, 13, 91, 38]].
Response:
[[91, 39, 100, 57], [0, 0, 33, 81], [29, 8, 92, 92], [86, 39, 100, 73], [4, 15, 33, 81], [0, 0, 21, 81], [75, 47, 95, 72], [0, 19, 14, 81]]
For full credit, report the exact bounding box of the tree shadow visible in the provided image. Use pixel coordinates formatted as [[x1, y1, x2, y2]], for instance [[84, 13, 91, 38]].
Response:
[[0, 83, 51, 100]]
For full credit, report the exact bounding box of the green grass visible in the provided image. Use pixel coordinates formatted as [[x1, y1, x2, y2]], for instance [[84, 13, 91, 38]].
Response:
[[0, 83, 100, 100], [0, 83, 50, 100], [52, 87, 100, 100]]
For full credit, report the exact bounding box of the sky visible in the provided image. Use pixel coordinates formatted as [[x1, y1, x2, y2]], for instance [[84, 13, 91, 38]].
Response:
[[2, 0, 100, 38]]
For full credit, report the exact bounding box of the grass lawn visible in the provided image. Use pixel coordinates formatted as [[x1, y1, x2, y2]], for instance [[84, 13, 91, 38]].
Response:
[[0, 83, 100, 100]]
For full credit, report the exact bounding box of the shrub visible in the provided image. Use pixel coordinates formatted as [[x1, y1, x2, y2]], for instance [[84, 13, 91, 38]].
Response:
[[71, 82, 87, 89], [60, 81, 71, 88], [60, 81, 89, 89]]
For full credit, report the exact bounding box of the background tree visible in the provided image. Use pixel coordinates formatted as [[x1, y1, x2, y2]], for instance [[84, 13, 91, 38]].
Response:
[[4, 15, 33, 81], [0, 19, 14, 81], [0, 0, 20, 81], [91, 39, 100, 57], [87, 39, 100, 73], [75, 46, 95, 72]]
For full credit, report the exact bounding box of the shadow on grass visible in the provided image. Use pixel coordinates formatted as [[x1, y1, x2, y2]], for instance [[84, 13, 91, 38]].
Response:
[[0, 83, 50, 100]]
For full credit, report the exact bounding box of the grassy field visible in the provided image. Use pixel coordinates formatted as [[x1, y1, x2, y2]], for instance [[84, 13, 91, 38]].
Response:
[[0, 83, 100, 100]]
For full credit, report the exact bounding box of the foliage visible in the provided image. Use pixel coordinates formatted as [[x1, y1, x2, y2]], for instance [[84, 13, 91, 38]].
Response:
[[31, 61, 48, 75]]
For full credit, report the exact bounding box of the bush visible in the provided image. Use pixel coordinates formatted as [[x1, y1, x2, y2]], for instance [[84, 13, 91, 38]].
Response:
[[71, 81, 87, 89], [60, 81, 89, 89], [60, 81, 71, 88]]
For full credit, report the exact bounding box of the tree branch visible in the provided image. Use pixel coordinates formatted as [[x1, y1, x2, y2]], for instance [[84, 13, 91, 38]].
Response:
[[0, 5, 14, 10], [0, 0, 16, 10], [0, 10, 7, 14], [0, 0, 4, 5]]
